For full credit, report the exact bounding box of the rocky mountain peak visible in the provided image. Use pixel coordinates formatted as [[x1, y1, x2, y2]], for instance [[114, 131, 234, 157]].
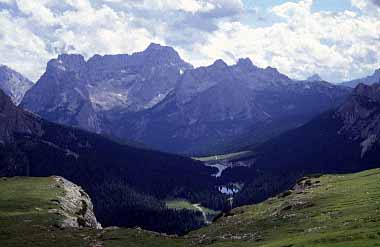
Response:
[[47, 54, 86, 73], [211, 59, 228, 69], [265, 66, 279, 73], [139, 43, 188, 66], [0, 65, 33, 105], [145, 42, 167, 51], [307, 74, 323, 81], [237, 57, 253, 66], [235, 58, 258, 71]]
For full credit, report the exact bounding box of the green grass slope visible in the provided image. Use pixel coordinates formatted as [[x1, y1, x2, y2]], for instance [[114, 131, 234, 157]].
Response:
[[1, 169, 380, 246], [0, 177, 97, 246], [189, 169, 380, 246], [0, 176, 185, 247]]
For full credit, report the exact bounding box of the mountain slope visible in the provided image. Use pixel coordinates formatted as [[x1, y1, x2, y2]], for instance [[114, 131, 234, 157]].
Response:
[[342, 69, 380, 88], [0, 65, 33, 105], [0, 176, 186, 247], [0, 88, 223, 234], [221, 83, 380, 207], [190, 169, 380, 246], [112, 58, 350, 155]]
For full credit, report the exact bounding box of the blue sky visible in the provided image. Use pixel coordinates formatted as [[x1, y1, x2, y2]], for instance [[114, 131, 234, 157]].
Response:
[[0, 0, 379, 83]]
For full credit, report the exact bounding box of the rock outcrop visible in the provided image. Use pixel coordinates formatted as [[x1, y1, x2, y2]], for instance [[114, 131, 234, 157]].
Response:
[[51, 176, 101, 229]]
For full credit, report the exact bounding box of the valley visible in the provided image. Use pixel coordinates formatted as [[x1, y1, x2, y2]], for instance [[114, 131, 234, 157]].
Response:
[[0, 1, 379, 246], [0, 40, 379, 247]]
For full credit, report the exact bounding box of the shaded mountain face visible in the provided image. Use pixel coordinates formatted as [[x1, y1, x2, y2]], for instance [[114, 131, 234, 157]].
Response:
[[342, 69, 380, 88], [21, 43, 192, 133], [0, 89, 42, 143], [111, 58, 351, 155], [0, 88, 221, 234], [22, 44, 350, 155], [0, 65, 33, 105], [222, 83, 380, 207]]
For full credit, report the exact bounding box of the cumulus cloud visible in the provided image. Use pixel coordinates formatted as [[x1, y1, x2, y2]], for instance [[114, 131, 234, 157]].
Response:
[[352, 0, 380, 15], [186, 0, 380, 82], [0, 0, 378, 83], [0, 0, 244, 81]]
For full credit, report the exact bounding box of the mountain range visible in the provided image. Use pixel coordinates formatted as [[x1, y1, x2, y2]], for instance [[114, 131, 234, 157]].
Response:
[[20, 44, 351, 155], [1, 43, 380, 237]]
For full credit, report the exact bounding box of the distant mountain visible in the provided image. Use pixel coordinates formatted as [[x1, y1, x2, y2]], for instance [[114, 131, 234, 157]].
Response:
[[0, 65, 33, 105], [114, 58, 351, 155], [21, 43, 192, 133], [307, 73, 323, 81], [221, 83, 380, 206], [341, 69, 380, 88], [0, 88, 223, 234], [22, 45, 351, 155]]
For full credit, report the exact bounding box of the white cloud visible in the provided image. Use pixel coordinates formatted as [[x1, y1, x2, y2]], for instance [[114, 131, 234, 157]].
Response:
[[352, 0, 380, 15], [183, 0, 380, 82], [0, 0, 378, 83], [0, 9, 51, 80]]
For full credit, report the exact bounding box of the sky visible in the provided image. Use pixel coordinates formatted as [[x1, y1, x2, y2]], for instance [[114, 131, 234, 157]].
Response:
[[0, 0, 379, 83]]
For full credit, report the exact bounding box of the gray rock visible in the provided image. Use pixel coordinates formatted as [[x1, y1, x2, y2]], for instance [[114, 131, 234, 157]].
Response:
[[0, 65, 33, 105], [52, 176, 102, 229], [336, 83, 380, 157], [112, 57, 350, 154], [21, 43, 192, 133]]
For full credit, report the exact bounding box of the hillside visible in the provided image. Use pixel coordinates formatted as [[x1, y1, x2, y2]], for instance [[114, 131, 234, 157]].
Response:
[[189, 169, 380, 246], [1, 169, 379, 246], [217, 83, 380, 207], [0, 176, 185, 247]]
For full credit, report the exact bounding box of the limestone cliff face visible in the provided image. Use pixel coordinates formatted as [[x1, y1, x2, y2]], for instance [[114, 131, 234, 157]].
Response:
[[51, 176, 102, 229]]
